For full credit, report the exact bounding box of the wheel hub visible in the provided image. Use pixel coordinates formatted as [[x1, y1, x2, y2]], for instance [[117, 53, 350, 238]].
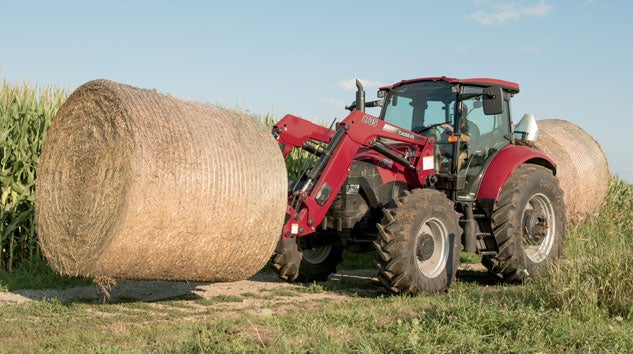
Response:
[[523, 209, 548, 246], [416, 233, 435, 262], [298, 237, 333, 265]]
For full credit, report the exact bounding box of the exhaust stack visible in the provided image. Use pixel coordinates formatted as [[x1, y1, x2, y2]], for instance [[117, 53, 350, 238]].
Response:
[[355, 79, 365, 112]]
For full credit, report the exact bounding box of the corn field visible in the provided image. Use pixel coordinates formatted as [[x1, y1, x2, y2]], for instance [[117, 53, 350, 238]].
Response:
[[0, 81, 66, 271]]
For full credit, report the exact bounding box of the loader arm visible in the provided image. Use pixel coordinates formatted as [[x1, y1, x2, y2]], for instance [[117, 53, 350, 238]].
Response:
[[273, 114, 335, 157], [273, 110, 437, 239]]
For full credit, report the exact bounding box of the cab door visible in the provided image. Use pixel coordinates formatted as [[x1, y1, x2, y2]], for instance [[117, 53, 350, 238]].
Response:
[[457, 88, 512, 201]]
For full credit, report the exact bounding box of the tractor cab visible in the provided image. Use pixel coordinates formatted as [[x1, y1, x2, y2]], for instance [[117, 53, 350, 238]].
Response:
[[377, 77, 519, 200]]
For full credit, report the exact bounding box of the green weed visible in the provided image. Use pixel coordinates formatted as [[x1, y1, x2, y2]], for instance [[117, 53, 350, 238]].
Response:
[[532, 177, 633, 320]]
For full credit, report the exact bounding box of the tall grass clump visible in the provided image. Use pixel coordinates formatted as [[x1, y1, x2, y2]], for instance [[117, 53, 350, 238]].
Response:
[[532, 177, 633, 320], [0, 80, 66, 271]]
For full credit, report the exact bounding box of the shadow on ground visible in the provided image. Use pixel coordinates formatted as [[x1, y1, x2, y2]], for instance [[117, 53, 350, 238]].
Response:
[[0, 265, 499, 304]]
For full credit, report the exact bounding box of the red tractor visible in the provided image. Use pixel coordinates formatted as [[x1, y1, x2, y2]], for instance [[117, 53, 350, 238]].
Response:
[[270, 77, 565, 294]]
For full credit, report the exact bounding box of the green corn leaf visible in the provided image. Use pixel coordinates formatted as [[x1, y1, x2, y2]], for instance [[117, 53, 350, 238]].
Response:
[[0, 79, 66, 269], [2, 209, 33, 238]]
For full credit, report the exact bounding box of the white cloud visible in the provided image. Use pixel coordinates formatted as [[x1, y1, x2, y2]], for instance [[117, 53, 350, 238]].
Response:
[[468, 0, 554, 26], [523, 0, 553, 16], [338, 78, 385, 91]]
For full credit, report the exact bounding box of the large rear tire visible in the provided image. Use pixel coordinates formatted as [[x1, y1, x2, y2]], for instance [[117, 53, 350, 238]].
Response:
[[483, 164, 565, 282], [374, 189, 462, 295], [270, 232, 343, 282]]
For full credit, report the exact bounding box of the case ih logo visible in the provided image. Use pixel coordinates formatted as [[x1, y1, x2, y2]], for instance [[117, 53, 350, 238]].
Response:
[[361, 115, 378, 126], [397, 130, 415, 140]]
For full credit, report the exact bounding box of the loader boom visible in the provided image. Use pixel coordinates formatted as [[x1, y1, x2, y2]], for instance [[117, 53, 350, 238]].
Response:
[[273, 110, 436, 239]]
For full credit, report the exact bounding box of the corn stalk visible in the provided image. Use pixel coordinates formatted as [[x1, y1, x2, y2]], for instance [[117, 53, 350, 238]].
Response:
[[0, 80, 66, 271]]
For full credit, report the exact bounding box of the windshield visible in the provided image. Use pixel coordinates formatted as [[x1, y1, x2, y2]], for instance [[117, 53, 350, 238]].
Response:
[[381, 81, 456, 131]]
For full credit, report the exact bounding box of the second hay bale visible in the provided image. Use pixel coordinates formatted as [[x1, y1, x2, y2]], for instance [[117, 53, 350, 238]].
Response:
[[532, 119, 610, 223], [35, 79, 288, 282]]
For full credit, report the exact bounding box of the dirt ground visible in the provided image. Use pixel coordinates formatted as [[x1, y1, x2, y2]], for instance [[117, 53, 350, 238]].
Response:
[[0, 264, 488, 306], [0, 269, 380, 305]]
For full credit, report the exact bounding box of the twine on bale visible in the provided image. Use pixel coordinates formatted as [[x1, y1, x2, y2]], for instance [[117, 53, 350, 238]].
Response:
[[35, 79, 288, 282], [529, 119, 610, 224]]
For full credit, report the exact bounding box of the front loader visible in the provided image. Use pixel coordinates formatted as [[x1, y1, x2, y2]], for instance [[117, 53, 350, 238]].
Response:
[[270, 77, 565, 295]]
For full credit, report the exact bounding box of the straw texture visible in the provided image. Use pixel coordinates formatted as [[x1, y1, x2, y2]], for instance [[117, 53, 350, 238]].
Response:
[[532, 119, 610, 223], [35, 79, 287, 282]]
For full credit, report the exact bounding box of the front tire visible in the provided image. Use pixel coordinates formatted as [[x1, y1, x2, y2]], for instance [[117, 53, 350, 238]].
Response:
[[483, 164, 565, 282], [270, 232, 343, 282], [374, 189, 462, 295]]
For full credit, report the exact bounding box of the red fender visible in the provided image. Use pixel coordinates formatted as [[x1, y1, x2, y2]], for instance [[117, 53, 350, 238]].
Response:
[[477, 144, 556, 201]]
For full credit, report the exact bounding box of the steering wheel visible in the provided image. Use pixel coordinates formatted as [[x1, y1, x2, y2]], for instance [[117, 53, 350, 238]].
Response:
[[413, 122, 447, 134]]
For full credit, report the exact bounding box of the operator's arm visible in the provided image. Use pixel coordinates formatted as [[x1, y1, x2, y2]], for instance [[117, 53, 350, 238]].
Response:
[[440, 123, 470, 142]]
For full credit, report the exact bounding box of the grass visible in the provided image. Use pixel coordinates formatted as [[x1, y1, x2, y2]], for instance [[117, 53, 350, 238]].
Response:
[[1, 281, 632, 352], [0, 256, 90, 291], [1, 178, 631, 352], [531, 177, 633, 320]]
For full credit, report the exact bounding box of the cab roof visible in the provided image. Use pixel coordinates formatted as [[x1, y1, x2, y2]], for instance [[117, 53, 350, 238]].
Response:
[[381, 76, 520, 94]]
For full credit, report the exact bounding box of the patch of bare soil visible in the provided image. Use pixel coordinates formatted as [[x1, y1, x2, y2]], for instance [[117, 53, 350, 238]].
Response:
[[0, 269, 379, 305], [0, 264, 488, 307]]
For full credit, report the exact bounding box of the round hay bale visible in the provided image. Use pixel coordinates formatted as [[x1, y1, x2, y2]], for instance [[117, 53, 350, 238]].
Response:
[[35, 79, 287, 282], [532, 119, 610, 223]]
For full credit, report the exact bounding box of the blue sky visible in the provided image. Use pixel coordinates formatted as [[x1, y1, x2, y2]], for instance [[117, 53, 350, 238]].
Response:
[[1, 0, 632, 182]]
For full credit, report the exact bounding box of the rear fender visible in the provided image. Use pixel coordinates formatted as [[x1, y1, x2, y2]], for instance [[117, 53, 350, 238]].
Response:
[[477, 145, 556, 202]]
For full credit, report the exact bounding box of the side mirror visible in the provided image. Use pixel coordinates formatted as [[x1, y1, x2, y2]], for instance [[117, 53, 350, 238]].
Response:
[[483, 86, 503, 115]]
